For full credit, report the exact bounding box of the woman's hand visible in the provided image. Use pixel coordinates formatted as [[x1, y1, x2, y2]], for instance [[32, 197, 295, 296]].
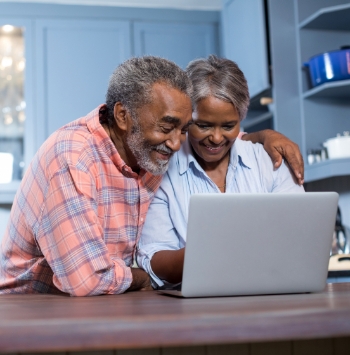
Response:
[[241, 129, 304, 185], [151, 248, 185, 285]]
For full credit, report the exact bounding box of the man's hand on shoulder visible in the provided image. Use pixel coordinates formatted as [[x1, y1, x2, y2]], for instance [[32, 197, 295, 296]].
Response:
[[127, 267, 153, 292], [241, 129, 304, 185]]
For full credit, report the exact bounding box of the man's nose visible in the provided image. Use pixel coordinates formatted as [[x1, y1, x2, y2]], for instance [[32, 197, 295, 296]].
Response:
[[165, 130, 182, 152]]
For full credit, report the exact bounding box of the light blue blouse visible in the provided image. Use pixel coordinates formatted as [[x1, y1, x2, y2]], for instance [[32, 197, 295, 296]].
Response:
[[136, 138, 304, 288]]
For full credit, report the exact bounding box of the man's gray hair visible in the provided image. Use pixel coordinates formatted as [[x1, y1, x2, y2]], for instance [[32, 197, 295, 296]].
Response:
[[186, 55, 250, 121], [106, 56, 192, 124]]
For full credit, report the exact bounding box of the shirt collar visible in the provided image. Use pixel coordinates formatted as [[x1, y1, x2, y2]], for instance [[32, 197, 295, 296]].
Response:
[[231, 139, 252, 170], [178, 138, 198, 175], [178, 137, 252, 175], [86, 104, 140, 178]]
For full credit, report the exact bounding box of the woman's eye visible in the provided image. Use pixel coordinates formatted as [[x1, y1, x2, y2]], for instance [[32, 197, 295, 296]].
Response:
[[196, 123, 210, 130], [223, 125, 235, 131]]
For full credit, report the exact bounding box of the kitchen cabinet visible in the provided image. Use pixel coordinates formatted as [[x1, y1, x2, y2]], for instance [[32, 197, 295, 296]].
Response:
[[221, 0, 273, 133], [35, 19, 131, 144], [0, 2, 220, 206], [134, 22, 218, 69], [221, 0, 270, 98]]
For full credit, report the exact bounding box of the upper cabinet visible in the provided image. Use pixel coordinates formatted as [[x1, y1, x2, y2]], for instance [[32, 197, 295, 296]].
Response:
[[35, 19, 131, 145], [134, 22, 218, 69], [221, 0, 270, 98], [221, 0, 273, 133]]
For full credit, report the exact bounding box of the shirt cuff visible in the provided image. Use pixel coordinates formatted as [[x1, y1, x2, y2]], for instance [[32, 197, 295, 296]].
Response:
[[136, 249, 165, 289], [109, 258, 133, 294]]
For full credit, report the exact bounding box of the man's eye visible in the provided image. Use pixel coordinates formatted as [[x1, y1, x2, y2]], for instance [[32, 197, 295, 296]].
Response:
[[180, 122, 193, 134], [161, 126, 173, 133]]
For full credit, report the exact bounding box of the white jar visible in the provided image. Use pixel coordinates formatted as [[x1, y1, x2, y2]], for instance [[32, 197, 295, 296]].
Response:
[[323, 133, 350, 159]]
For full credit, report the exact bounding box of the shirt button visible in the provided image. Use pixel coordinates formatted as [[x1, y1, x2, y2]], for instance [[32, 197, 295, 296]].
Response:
[[140, 217, 144, 222]]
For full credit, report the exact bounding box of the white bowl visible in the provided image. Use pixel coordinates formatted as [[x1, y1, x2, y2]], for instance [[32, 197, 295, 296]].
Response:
[[323, 135, 350, 159]]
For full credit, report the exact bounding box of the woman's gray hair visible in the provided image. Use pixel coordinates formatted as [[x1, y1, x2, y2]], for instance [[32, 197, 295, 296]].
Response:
[[106, 56, 192, 125], [186, 55, 249, 121]]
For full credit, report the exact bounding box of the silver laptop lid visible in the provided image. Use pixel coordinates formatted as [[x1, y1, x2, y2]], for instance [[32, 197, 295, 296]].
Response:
[[182, 192, 338, 297]]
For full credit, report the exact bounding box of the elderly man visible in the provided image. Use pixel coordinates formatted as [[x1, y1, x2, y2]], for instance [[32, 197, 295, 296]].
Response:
[[0, 56, 303, 296]]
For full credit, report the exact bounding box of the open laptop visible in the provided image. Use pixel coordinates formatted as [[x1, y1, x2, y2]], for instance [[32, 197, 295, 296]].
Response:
[[159, 192, 339, 298]]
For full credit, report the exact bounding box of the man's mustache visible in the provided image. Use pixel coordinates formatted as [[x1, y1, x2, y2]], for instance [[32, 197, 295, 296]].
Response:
[[153, 143, 173, 155]]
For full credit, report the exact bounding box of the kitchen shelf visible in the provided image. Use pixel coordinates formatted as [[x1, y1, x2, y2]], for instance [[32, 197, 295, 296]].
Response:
[[299, 3, 350, 31], [241, 111, 273, 130], [305, 158, 350, 182], [303, 79, 350, 99], [248, 87, 272, 111], [0, 181, 20, 204], [241, 87, 273, 130]]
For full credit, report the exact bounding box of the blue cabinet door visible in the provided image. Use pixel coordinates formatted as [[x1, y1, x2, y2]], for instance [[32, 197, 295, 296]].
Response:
[[134, 22, 219, 69], [35, 19, 131, 145], [221, 0, 269, 98]]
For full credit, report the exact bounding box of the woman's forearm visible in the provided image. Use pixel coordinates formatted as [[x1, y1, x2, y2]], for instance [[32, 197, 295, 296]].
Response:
[[151, 248, 185, 284]]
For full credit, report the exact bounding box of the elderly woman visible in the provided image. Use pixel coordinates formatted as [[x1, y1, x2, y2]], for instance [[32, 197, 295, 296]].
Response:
[[136, 55, 305, 289]]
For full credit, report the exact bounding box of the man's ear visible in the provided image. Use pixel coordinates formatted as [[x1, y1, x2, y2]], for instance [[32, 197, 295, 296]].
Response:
[[113, 102, 130, 132]]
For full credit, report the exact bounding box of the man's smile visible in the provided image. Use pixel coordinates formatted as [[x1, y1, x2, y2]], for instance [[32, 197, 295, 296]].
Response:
[[155, 150, 172, 160]]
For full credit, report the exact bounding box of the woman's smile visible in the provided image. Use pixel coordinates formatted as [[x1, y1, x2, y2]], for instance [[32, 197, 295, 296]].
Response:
[[201, 142, 227, 155]]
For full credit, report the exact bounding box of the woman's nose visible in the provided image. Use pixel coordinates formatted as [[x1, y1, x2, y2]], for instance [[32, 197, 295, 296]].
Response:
[[209, 128, 223, 144]]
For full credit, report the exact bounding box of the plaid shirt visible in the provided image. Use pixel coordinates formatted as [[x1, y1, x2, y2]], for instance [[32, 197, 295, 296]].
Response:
[[0, 105, 162, 296]]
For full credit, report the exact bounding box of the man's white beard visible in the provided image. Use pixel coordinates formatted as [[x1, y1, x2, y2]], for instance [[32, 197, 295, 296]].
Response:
[[126, 124, 173, 176]]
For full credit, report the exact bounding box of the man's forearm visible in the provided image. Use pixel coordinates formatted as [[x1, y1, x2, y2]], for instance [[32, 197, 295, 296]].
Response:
[[240, 130, 265, 144], [151, 248, 185, 284], [239, 129, 304, 184]]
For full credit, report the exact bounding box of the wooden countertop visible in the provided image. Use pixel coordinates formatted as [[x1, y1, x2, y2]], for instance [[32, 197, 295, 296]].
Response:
[[1, 283, 350, 353]]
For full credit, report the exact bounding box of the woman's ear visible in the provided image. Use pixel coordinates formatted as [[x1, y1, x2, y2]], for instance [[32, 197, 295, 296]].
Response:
[[113, 102, 129, 132]]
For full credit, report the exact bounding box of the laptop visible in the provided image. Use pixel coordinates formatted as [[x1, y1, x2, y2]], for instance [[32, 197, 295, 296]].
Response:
[[158, 192, 339, 298]]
